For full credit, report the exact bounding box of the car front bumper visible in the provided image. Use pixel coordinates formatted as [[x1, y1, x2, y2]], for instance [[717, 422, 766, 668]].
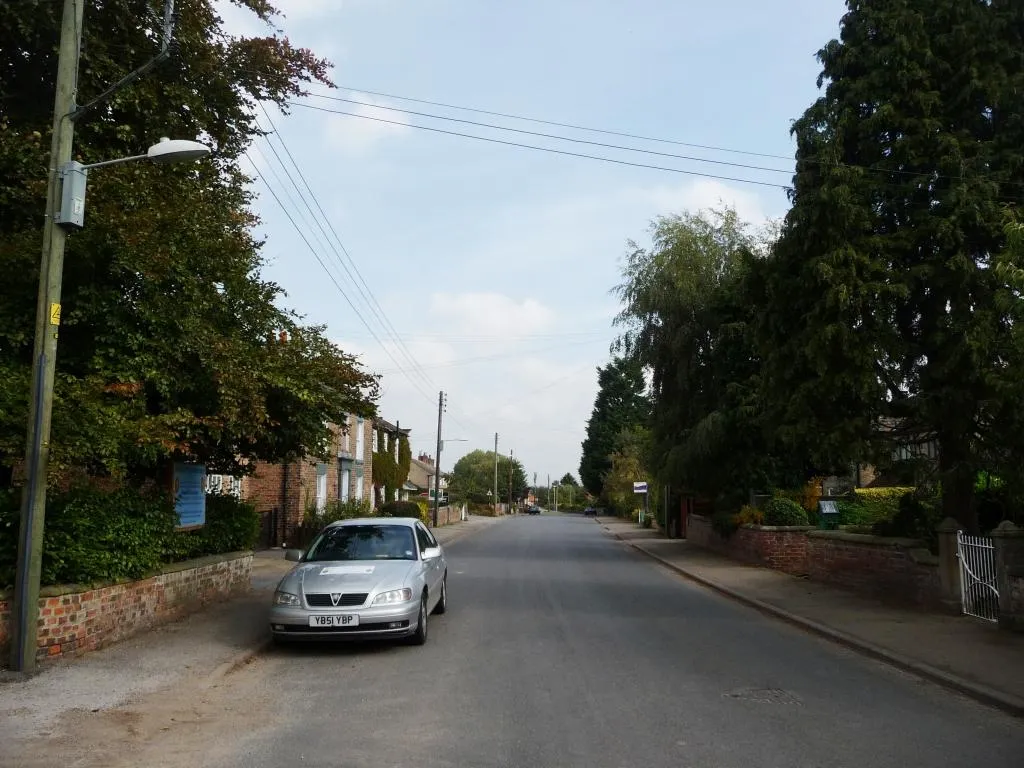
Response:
[[269, 601, 421, 641]]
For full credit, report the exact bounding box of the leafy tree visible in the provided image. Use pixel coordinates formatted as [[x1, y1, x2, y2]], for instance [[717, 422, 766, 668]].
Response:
[[559, 473, 579, 486], [615, 208, 804, 509], [0, 1, 378, 482], [579, 358, 649, 495], [448, 449, 527, 505], [600, 426, 650, 517], [759, 0, 1024, 531]]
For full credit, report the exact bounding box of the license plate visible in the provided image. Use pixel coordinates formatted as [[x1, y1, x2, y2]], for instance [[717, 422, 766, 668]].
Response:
[[308, 614, 359, 627]]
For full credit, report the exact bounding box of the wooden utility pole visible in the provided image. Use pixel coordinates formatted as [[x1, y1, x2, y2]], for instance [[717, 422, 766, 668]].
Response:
[[432, 391, 445, 527], [11, 0, 86, 673]]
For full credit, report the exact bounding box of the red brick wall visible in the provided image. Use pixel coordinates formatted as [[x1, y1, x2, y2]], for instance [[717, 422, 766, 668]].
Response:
[[687, 514, 811, 575], [0, 553, 251, 665], [807, 532, 942, 609], [433, 505, 463, 527], [687, 514, 942, 608]]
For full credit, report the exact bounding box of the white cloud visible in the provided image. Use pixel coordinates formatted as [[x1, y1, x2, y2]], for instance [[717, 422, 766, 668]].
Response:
[[323, 92, 411, 156], [427, 292, 556, 338]]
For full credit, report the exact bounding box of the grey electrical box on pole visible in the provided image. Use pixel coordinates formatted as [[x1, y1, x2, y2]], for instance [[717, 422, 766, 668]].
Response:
[[55, 161, 87, 229]]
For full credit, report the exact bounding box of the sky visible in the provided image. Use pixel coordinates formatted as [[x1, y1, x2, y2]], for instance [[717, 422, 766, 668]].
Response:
[[217, 0, 848, 488]]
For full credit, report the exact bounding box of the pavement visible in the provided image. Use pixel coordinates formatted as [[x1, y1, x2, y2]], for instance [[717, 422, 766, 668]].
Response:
[[597, 515, 1024, 717], [0, 514, 500, 759]]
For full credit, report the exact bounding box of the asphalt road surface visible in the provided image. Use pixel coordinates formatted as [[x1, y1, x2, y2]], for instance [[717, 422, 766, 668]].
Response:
[[215, 514, 1024, 768]]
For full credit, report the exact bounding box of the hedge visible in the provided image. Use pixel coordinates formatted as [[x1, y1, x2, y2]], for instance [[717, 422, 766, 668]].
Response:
[[763, 497, 809, 526], [0, 485, 259, 590], [852, 487, 914, 524]]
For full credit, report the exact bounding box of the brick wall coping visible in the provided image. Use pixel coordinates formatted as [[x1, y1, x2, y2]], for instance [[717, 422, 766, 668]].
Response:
[[0, 550, 252, 600], [807, 530, 925, 548], [742, 524, 816, 532]]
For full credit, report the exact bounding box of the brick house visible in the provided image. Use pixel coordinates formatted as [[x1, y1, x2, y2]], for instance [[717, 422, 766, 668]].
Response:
[[408, 453, 446, 501], [246, 413, 374, 547]]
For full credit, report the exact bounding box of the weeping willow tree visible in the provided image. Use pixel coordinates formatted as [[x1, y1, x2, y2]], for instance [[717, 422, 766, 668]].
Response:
[[614, 208, 806, 508]]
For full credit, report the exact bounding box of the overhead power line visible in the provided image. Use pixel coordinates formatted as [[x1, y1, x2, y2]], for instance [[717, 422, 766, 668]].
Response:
[[286, 101, 792, 191], [244, 148, 440, 408], [311, 87, 1023, 190], [302, 93, 793, 176], [256, 103, 438, 394], [330, 84, 794, 161]]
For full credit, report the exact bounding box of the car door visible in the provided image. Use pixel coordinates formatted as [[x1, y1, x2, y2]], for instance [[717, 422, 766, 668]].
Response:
[[415, 523, 442, 602]]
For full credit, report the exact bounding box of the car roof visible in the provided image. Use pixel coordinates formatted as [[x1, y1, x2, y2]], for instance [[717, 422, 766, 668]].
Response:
[[324, 517, 420, 528]]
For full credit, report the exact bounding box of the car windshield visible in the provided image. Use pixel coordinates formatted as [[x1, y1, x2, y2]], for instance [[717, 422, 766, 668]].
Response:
[[304, 524, 417, 562]]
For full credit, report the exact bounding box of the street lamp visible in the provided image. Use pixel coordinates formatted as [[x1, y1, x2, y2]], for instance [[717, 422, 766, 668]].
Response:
[[11, 135, 210, 672]]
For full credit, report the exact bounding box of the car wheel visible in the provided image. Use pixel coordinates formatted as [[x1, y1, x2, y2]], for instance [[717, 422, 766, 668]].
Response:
[[433, 573, 448, 615], [408, 595, 428, 645]]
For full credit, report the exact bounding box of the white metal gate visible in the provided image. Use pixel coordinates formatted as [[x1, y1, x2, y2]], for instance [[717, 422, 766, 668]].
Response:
[[956, 531, 999, 622]]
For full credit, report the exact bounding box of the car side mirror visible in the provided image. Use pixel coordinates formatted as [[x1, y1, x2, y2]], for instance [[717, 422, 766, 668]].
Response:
[[422, 546, 441, 560], [284, 548, 304, 562]]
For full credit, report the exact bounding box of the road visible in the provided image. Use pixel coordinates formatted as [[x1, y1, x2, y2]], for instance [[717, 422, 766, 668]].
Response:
[[16, 514, 1024, 767]]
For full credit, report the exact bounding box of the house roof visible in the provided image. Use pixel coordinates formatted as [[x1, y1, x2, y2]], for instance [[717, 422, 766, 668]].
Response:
[[374, 416, 410, 435]]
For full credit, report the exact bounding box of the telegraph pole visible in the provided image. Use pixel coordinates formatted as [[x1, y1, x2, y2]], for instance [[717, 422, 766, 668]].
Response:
[[493, 432, 499, 516], [432, 391, 445, 527], [508, 449, 514, 512], [11, 0, 86, 674]]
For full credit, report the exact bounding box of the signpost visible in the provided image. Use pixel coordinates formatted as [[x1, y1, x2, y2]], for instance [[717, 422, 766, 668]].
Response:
[[173, 463, 206, 529]]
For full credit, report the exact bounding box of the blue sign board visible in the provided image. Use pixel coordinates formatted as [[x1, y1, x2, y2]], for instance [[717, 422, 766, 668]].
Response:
[[173, 462, 206, 528]]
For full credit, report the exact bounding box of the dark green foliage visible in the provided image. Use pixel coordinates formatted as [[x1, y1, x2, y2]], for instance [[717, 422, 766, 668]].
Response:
[[836, 500, 873, 527], [377, 500, 422, 519], [168, 495, 260, 561], [579, 358, 650, 496], [763, 498, 809, 527], [0, 487, 259, 590], [0, 1, 378, 481], [759, 0, 1024, 532], [614, 209, 809, 504], [873, 493, 941, 551], [449, 450, 528, 505]]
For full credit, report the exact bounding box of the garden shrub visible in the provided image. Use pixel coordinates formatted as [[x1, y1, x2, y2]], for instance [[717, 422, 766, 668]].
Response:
[[836, 499, 873, 526], [763, 497, 809, 526], [872, 492, 941, 552], [304, 498, 371, 531], [735, 504, 764, 526], [0, 485, 263, 590], [169, 494, 260, 561], [377, 500, 423, 518], [853, 487, 913, 524]]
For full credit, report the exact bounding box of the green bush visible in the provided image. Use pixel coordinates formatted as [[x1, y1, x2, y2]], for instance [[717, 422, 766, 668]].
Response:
[[836, 500, 873, 526], [763, 497, 809, 526], [0, 485, 261, 590], [853, 487, 913, 524], [872, 493, 940, 550], [169, 495, 260, 561], [377, 500, 423, 518], [304, 498, 372, 530]]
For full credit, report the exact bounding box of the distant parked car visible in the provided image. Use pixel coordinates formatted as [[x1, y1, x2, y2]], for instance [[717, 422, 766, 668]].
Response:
[[583, 506, 598, 516], [270, 517, 447, 646], [526, 505, 542, 515]]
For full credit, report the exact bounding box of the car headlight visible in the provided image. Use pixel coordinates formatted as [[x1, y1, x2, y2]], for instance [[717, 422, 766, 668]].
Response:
[[274, 591, 300, 607], [372, 588, 413, 605]]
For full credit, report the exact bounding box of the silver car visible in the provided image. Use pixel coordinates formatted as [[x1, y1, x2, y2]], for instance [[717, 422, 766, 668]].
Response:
[[269, 517, 448, 645]]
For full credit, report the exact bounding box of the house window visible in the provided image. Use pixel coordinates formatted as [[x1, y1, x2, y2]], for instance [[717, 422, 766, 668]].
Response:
[[355, 475, 364, 501], [339, 463, 350, 502], [372, 429, 378, 452], [315, 463, 328, 511], [356, 417, 365, 458]]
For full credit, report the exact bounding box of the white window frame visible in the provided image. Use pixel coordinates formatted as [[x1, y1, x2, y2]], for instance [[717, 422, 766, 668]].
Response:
[[355, 474, 364, 501], [315, 463, 328, 511], [356, 417, 365, 458], [340, 467, 350, 502]]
